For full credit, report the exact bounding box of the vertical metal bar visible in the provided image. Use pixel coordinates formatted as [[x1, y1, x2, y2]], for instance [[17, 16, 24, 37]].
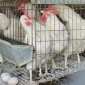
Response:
[[34, 0, 37, 76]]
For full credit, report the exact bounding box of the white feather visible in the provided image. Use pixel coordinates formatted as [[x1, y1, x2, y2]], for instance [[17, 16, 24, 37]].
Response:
[[0, 53, 3, 63], [0, 13, 10, 30], [20, 15, 52, 70], [3, 8, 25, 42], [43, 13, 68, 59], [55, 5, 85, 67]]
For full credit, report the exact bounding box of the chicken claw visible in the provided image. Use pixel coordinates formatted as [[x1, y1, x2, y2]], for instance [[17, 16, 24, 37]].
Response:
[[52, 58, 64, 70]]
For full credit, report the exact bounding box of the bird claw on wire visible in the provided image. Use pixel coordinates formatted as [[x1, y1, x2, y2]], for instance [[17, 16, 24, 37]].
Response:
[[43, 72, 55, 78]]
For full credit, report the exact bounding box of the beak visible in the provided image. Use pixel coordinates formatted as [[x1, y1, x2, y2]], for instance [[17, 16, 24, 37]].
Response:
[[29, 20, 32, 22], [46, 12, 50, 15], [40, 10, 44, 13], [17, 7, 21, 10]]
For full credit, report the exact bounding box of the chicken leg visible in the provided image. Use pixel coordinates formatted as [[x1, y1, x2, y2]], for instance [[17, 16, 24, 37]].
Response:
[[29, 69, 32, 85], [29, 70, 38, 85], [38, 61, 53, 78], [38, 54, 55, 77], [38, 64, 43, 78], [0, 53, 3, 63], [77, 53, 81, 64], [52, 58, 64, 70], [29, 69, 39, 85], [63, 40, 81, 69], [43, 62, 55, 77]]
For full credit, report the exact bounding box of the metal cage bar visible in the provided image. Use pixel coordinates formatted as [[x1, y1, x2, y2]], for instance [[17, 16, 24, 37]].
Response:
[[0, 0, 85, 85]]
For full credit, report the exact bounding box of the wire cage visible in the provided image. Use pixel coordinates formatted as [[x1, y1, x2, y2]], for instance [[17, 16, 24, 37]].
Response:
[[0, 0, 85, 85]]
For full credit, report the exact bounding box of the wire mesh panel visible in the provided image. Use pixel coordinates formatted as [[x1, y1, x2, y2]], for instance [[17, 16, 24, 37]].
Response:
[[0, 38, 33, 66], [0, 0, 85, 85], [31, 0, 85, 4]]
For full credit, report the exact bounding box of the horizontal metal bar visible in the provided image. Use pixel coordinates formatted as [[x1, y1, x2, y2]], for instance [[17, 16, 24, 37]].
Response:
[[31, 0, 85, 4], [0, 2, 17, 7]]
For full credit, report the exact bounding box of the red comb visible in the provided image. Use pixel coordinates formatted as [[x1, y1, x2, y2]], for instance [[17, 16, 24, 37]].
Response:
[[26, 21, 31, 26], [18, 2, 26, 10], [18, 1, 31, 20], [42, 5, 58, 15], [17, 0, 27, 11]]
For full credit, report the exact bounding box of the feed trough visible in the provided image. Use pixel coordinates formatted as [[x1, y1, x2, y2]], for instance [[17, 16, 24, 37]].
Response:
[[0, 36, 33, 66]]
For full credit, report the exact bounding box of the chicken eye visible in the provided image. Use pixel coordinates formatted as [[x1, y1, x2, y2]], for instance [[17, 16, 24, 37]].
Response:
[[21, 4, 24, 8], [46, 12, 50, 15], [25, 18, 27, 20], [47, 14, 50, 16]]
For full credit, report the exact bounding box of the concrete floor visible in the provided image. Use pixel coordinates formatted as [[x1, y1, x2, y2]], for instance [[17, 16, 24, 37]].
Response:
[[60, 70, 85, 85]]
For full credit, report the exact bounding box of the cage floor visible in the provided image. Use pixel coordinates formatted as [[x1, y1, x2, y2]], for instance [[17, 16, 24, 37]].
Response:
[[0, 55, 85, 85]]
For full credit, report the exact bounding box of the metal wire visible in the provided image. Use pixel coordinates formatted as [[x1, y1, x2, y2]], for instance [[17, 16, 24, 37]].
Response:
[[0, 0, 85, 84]]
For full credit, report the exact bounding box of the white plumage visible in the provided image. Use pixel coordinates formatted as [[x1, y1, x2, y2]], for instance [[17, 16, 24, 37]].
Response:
[[55, 5, 85, 68], [41, 5, 68, 69], [0, 53, 3, 63], [18, 2, 53, 79], [18, 1, 52, 81], [20, 14, 51, 71], [20, 14, 52, 83], [0, 13, 10, 30], [3, 8, 25, 42]]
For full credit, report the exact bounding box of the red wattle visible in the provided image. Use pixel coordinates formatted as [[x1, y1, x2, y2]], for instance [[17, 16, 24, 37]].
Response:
[[26, 21, 31, 26], [41, 14, 47, 23]]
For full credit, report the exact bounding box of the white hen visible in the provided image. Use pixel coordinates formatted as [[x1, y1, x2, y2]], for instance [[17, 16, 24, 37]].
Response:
[[20, 15, 52, 84], [0, 13, 10, 30], [18, 4, 52, 84], [41, 5, 68, 69], [0, 13, 10, 63], [55, 5, 85, 68], [3, 8, 25, 42]]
